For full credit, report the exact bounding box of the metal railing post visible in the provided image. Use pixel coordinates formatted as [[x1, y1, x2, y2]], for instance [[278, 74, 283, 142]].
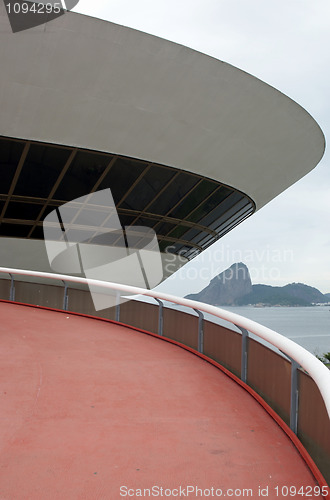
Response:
[[62, 280, 69, 311], [115, 291, 121, 322], [290, 359, 300, 434], [9, 273, 15, 301], [194, 309, 204, 354], [154, 298, 164, 336], [237, 326, 249, 384]]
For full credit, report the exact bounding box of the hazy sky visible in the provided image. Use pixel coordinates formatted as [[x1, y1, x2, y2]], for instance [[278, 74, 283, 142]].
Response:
[[73, 0, 330, 295]]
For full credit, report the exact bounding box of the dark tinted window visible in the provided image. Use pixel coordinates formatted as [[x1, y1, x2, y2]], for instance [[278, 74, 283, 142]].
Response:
[[209, 200, 251, 231], [55, 151, 111, 201], [14, 144, 72, 198], [212, 206, 253, 239], [181, 227, 203, 241], [0, 223, 30, 237], [185, 186, 232, 223], [121, 165, 175, 211], [4, 202, 42, 220], [154, 221, 177, 236], [169, 179, 217, 219], [0, 138, 255, 259], [133, 216, 158, 229], [166, 224, 190, 240], [0, 139, 25, 194], [116, 213, 136, 228], [98, 157, 146, 206], [159, 240, 177, 253], [198, 191, 242, 227], [148, 172, 199, 216], [29, 226, 44, 239]]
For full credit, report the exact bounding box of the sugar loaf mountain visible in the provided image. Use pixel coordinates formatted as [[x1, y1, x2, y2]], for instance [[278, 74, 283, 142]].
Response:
[[185, 263, 330, 307]]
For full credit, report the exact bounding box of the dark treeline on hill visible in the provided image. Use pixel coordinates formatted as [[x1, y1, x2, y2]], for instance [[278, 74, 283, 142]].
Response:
[[185, 262, 330, 306]]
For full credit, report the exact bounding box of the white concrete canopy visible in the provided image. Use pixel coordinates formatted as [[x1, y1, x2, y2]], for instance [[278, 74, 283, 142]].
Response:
[[0, 2, 325, 210]]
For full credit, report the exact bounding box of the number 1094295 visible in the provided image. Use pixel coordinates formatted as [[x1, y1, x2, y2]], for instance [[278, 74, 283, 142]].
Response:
[[6, 3, 62, 14]]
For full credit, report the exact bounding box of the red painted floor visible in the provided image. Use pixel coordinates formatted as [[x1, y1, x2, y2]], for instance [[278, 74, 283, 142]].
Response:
[[0, 302, 323, 499]]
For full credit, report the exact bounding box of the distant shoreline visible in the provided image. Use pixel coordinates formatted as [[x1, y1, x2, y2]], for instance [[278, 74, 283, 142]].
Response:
[[185, 263, 330, 308]]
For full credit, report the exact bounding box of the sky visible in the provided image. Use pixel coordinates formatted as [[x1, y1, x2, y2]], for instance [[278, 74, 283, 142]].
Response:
[[73, 0, 330, 295]]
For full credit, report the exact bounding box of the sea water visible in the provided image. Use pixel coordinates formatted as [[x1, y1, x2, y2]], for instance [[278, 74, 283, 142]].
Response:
[[222, 306, 330, 357]]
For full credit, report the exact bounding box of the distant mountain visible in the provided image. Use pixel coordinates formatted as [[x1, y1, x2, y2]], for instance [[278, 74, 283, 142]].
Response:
[[185, 263, 329, 306], [236, 283, 326, 306], [186, 262, 252, 306]]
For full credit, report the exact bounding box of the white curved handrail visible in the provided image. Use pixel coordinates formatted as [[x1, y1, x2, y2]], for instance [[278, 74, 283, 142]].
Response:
[[1, 266, 330, 419]]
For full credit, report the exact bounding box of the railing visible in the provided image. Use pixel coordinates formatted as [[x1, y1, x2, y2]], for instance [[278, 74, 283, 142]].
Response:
[[1, 267, 330, 484]]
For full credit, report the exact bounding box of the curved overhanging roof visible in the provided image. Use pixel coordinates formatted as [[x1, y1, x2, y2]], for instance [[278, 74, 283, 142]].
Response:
[[0, 4, 325, 282], [0, 4, 325, 209]]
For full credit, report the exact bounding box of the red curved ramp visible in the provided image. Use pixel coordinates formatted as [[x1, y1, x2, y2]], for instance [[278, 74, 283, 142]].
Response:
[[0, 303, 324, 499]]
